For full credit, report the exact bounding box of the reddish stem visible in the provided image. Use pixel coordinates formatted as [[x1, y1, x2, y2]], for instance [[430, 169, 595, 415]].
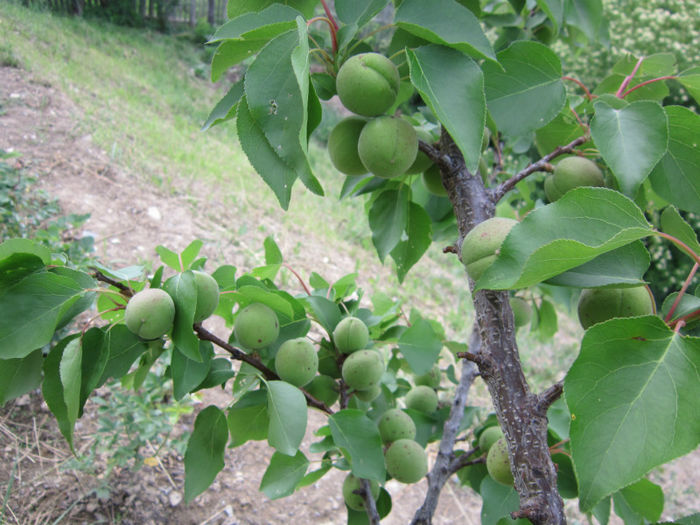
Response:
[[562, 76, 594, 101], [656, 232, 700, 265], [283, 263, 312, 296], [664, 262, 699, 322], [307, 16, 337, 54], [616, 57, 644, 97], [319, 0, 338, 53], [622, 76, 677, 98], [671, 309, 700, 330]]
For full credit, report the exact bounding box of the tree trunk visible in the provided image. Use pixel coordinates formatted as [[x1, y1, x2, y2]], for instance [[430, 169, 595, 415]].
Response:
[[207, 0, 214, 25], [139, 0, 146, 19], [435, 130, 567, 525], [148, 0, 154, 19], [189, 0, 196, 27]]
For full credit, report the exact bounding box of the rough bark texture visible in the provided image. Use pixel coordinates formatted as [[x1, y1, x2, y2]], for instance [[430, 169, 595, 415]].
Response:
[[429, 130, 567, 524]]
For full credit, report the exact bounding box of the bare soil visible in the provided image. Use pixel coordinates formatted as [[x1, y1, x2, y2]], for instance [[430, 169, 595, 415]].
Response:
[[1, 65, 698, 525]]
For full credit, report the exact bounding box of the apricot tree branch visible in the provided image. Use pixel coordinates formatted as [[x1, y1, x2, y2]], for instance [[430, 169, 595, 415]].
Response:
[[536, 380, 564, 415], [493, 134, 589, 201], [91, 269, 133, 295], [448, 452, 484, 476], [360, 479, 381, 525]]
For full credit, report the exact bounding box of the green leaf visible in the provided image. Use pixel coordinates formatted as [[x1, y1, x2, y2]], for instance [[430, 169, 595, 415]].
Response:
[[296, 463, 331, 488], [335, 0, 388, 28], [407, 45, 485, 172], [235, 285, 294, 319], [565, 316, 700, 511], [660, 205, 700, 256], [59, 338, 82, 426], [590, 100, 668, 197], [164, 272, 201, 362], [649, 106, 700, 214], [397, 318, 442, 375], [267, 380, 307, 455], [545, 242, 650, 288], [0, 237, 51, 265], [480, 476, 520, 525], [613, 479, 664, 524], [212, 4, 300, 42], [483, 41, 566, 137], [42, 335, 80, 451], [535, 299, 558, 341], [678, 66, 700, 105], [477, 188, 653, 291], [180, 240, 203, 270], [259, 450, 309, 499], [184, 406, 229, 503], [0, 349, 43, 405], [264, 236, 283, 264], [368, 187, 410, 262], [302, 295, 342, 336], [395, 0, 495, 62], [171, 342, 214, 400], [97, 325, 150, 385], [196, 358, 235, 390], [211, 40, 267, 83], [155, 245, 181, 271], [227, 389, 269, 446], [536, 0, 564, 31], [390, 202, 432, 283], [203, 79, 244, 131], [592, 497, 611, 525], [0, 239, 50, 286], [328, 409, 385, 482], [534, 109, 588, 157], [564, 0, 604, 42], [227, 0, 316, 19], [0, 270, 94, 359]]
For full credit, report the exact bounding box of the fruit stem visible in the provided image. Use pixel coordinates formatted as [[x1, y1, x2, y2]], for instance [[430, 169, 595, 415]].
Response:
[[562, 75, 594, 101], [621, 76, 677, 98], [615, 56, 644, 98], [319, 0, 338, 53], [655, 231, 700, 265], [283, 263, 312, 295], [493, 134, 589, 201], [664, 262, 699, 322], [307, 36, 335, 67], [388, 48, 406, 62]]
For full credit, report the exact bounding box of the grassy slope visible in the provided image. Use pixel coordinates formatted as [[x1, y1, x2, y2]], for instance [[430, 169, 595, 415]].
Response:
[[0, 2, 477, 338]]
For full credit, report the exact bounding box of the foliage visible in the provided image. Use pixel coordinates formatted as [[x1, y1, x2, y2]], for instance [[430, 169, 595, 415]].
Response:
[[2, 1, 700, 524]]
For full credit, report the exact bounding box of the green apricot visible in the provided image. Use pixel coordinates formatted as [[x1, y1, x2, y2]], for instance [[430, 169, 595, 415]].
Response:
[[124, 288, 175, 340], [414, 365, 441, 388], [385, 439, 428, 484], [358, 116, 418, 179], [406, 129, 433, 175], [378, 408, 416, 444], [509, 297, 532, 328], [478, 426, 504, 453], [544, 156, 605, 202], [486, 437, 514, 486], [460, 217, 518, 282], [577, 285, 655, 330], [333, 316, 370, 354], [305, 375, 339, 407], [192, 270, 220, 323], [328, 117, 368, 176], [233, 303, 280, 350], [336, 52, 400, 117], [354, 384, 381, 402], [342, 473, 380, 511], [275, 338, 318, 387], [422, 164, 447, 196], [342, 349, 385, 391], [405, 385, 438, 413]]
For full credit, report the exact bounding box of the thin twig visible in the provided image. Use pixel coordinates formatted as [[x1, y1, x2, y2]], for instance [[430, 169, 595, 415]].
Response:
[[665, 263, 698, 322], [616, 57, 644, 97], [621, 76, 676, 98], [360, 479, 381, 525], [283, 263, 312, 295], [91, 269, 132, 295], [562, 76, 594, 101], [537, 381, 564, 415]]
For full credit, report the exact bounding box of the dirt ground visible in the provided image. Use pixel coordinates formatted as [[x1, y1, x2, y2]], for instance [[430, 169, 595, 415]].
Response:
[[1, 65, 698, 524]]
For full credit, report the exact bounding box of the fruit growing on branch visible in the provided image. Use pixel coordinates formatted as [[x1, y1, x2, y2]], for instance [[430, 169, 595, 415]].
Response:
[[478, 426, 504, 453], [274, 337, 318, 387], [378, 408, 417, 444], [577, 285, 656, 330], [335, 52, 400, 117], [304, 375, 339, 407], [354, 384, 382, 402], [357, 116, 418, 179], [332, 316, 369, 353], [486, 437, 514, 486], [342, 473, 380, 511], [385, 438, 429, 484], [233, 302, 279, 350], [422, 164, 447, 196], [341, 349, 385, 391], [192, 270, 219, 323], [460, 217, 518, 282], [509, 297, 532, 328], [414, 365, 441, 388], [544, 156, 605, 202], [328, 117, 368, 176], [405, 385, 438, 413], [124, 288, 175, 340]]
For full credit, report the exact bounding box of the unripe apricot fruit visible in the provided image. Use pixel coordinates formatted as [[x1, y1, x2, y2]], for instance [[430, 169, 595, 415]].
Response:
[[354, 384, 381, 402], [478, 426, 504, 453], [336, 53, 400, 117], [124, 288, 175, 340], [405, 385, 438, 413], [342, 349, 385, 391], [275, 338, 318, 387], [422, 164, 447, 196], [414, 365, 441, 388], [544, 156, 604, 202], [333, 316, 369, 354], [378, 408, 416, 444], [385, 439, 428, 483], [486, 437, 514, 486], [342, 473, 380, 511], [406, 129, 433, 175], [233, 303, 279, 350], [461, 217, 518, 282], [509, 297, 532, 328], [577, 285, 655, 330], [305, 375, 339, 407], [328, 117, 367, 176], [192, 270, 219, 323], [358, 116, 418, 179]]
